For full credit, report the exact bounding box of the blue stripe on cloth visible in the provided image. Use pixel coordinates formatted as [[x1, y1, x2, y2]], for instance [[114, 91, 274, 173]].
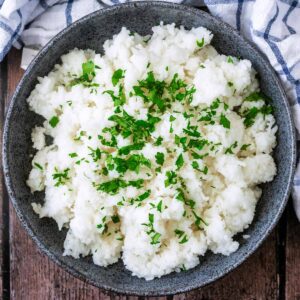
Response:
[[65, 0, 74, 26], [294, 178, 300, 185], [282, 0, 297, 34], [108, 0, 122, 4], [279, 0, 300, 8], [252, 29, 282, 42], [278, 61, 300, 74], [296, 84, 300, 102], [236, 0, 244, 31], [40, 0, 51, 10], [263, 4, 300, 85], [205, 0, 253, 4], [0, 9, 23, 61]]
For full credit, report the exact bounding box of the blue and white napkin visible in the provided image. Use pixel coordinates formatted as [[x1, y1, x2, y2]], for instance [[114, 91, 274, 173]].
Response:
[[0, 0, 299, 219]]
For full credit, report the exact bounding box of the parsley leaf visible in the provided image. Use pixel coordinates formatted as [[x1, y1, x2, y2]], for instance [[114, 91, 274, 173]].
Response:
[[112, 69, 125, 86], [111, 215, 120, 223], [154, 136, 163, 146], [52, 167, 70, 187], [165, 171, 177, 187], [240, 144, 251, 151], [49, 116, 59, 128], [227, 56, 234, 63], [220, 114, 230, 129], [225, 141, 238, 154], [118, 142, 145, 155], [34, 162, 43, 170], [244, 91, 270, 102], [155, 152, 165, 166], [70, 60, 99, 87], [175, 154, 184, 170], [196, 37, 205, 48]]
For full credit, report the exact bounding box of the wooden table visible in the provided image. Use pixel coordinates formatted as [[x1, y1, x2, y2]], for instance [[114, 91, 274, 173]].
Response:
[[0, 48, 299, 300]]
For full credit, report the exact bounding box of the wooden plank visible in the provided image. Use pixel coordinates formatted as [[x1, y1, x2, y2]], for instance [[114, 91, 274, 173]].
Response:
[[174, 231, 279, 300], [6, 48, 280, 299], [0, 55, 8, 299], [286, 202, 300, 299]]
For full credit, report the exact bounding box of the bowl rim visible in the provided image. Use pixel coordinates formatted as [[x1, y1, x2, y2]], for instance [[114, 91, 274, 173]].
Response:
[[2, 1, 297, 296]]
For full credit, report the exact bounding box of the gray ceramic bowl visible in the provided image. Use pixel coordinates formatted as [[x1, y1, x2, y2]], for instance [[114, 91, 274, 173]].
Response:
[[3, 1, 296, 296]]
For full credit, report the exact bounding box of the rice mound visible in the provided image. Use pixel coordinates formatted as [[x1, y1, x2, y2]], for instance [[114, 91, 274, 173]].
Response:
[[27, 24, 277, 280]]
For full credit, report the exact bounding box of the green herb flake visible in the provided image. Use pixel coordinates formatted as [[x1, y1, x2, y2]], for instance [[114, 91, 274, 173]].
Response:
[[169, 115, 176, 122], [111, 215, 120, 223], [240, 144, 251, 151], [165, 171, 177, 187], [196, 37, 205, 48], [49, 116, 59, 128], [227, 56, 234, 63], [34, 162, 43, 170], [175, 153, 184, 170], [220, 114, 230, 129], [69, 152, 78, 158], [154, 136, 163, 146], [52, 167, 70, 187], [225, 141, 238, 154], [151, 232, 161, 245], [70, 60, 99, 87], [88, 147, 101, 162], [244, 91, 270, 102], [155, 152, 165, 166], [157, 200, 163, 212], [112, 69, 125, 86]]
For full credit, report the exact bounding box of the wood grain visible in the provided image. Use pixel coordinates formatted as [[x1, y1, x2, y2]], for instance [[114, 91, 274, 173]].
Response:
[[286, 203, 300, 300], [0, 51, 8, 299], [1, 48, 298, 300]]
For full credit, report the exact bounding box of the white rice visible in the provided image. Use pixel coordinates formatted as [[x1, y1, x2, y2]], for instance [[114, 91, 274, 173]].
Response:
[[26, 24, 277, 280]]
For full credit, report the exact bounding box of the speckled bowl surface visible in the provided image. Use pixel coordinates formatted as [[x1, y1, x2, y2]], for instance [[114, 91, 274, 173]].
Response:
[[3, 1, 296, 296]]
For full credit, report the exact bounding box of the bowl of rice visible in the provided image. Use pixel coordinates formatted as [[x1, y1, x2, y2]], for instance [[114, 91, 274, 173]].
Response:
[[3, 1, 296, 296]]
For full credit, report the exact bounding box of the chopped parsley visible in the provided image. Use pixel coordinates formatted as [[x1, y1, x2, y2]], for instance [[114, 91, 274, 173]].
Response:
[[220, 114, 230, 129], [70, 60, 99, 87], [103, 86, 126, 106], [175, 153, 184, 170], [240, 144, 251, 151], [118, 142, 145, 155], [112, 69, 125, 86], [49, 116, 59, 128], [244, 91, 269, 102], [34, 162, 43, 170], [242, 105, 273, 127], [196, 37, 205, 48], [225, 141, 238, 154], [88, 147, 102, 162], [52, 167, 70, 187], [157, 200, 163, 212], [192, 161, 208, 174], [227, 56, 234, 63], [111, 215, 120, 223], [154, 136, 163, 146], [107, 154, 151, 175], [155, 152, 165, 166], [69, 152, 78, 158], [96, 178, 144, 195], [165, 171, 177, 187], [174, 229, 189, 244], [142, 213, 161, 245]]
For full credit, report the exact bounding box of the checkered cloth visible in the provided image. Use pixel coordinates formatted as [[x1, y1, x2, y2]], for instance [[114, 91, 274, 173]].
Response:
[[0, 0, 299, 219]]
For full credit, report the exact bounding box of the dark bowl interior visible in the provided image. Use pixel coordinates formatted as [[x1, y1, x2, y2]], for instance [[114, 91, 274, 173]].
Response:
[[3, 1, 296, 296]]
